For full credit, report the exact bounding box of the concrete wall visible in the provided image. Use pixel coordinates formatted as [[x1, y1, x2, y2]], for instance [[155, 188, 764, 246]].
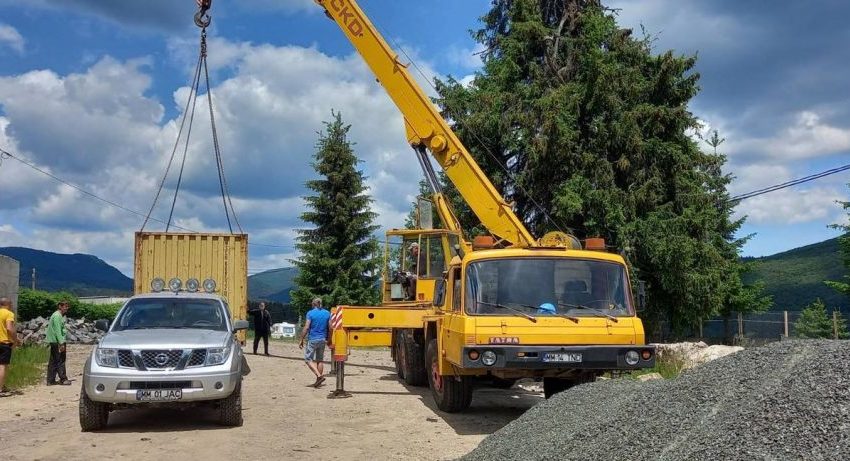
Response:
[[0, 255, 20, 316]]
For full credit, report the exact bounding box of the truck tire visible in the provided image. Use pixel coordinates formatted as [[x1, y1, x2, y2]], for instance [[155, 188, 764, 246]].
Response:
[[218, 381, 243, 427], [79, 385, 109, 432], [426, 339, 472, 412], [543, 374, 596, 399], [393, 329, 405, 381], [402, 330, 427, 387]]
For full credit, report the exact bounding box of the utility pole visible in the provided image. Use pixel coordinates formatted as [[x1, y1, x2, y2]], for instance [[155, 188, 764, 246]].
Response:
[[31, 267, 36, 290]]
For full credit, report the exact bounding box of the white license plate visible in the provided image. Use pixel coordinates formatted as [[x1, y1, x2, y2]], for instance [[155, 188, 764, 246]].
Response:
[[542, 352, 583, 363], [136, 389, 182, 401]]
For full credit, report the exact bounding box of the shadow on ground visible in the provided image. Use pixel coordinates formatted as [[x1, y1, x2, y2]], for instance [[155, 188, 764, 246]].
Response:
[[100, 407, 231, 433]]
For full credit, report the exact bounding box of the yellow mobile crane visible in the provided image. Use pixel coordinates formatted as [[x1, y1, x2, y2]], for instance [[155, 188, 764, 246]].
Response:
[[311, 0, 657, 411]]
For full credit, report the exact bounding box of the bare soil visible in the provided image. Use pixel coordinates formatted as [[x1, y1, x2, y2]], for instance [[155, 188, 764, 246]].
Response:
[[0, 343, 542, 461]]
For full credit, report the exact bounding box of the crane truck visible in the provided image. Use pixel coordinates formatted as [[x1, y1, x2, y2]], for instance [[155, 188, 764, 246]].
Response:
[[310, 0, 656, 412]]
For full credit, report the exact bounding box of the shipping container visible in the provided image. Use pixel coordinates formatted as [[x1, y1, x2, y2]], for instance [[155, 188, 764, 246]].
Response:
[[134, 232, 248, 342]]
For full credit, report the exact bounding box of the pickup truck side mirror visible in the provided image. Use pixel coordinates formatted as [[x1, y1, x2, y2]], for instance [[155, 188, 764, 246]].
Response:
[[636, 281, 647, 312], [232, 319, 250, 333], [94, 319, 110, 332]]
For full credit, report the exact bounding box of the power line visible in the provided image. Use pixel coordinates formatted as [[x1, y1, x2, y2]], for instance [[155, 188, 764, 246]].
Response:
[[731, 162, 850, 202]]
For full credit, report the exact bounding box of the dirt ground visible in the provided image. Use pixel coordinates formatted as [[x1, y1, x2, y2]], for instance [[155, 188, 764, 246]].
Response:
[[0, 342, 543, 461]]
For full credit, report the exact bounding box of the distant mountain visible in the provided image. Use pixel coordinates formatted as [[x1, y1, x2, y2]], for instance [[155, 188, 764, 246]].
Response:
[[248, 267, 298, 303], [0, 247, 133, 296], [745, 237, 848, 312]]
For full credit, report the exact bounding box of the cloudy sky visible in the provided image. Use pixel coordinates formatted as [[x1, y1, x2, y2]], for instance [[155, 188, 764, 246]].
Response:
[[0, 0, 848, 277]]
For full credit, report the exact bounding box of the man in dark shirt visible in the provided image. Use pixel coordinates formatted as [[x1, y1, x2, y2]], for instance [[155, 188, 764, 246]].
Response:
[[248, 302, 273, 356]]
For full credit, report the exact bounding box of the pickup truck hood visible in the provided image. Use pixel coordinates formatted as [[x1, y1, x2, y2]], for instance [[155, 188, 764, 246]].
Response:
[[99, 329, 231, 349]]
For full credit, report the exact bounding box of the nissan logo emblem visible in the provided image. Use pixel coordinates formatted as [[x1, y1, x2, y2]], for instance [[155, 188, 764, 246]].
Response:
[[154, 353, 169, 366]]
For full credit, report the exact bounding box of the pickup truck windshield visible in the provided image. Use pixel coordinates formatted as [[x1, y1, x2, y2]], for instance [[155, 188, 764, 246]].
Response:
[[113, 298, 228, 332], [465, 258, 633, 317]]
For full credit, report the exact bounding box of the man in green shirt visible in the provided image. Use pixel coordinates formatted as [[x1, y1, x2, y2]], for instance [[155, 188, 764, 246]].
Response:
[[46, 300, 71, 386]]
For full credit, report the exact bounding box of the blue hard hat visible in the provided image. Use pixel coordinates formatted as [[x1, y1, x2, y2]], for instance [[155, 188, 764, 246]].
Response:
[[537, 302, 556, 314]]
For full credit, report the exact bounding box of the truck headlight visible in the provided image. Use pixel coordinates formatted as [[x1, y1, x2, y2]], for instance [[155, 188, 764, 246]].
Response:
[[206, 346, 231, 366], [481, 350, 497, 366], [625, 350, 640, 366], [95, 348, 119, 368]]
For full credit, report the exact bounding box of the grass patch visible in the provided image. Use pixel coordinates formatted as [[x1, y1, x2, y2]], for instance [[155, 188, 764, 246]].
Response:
[[5, 345, 49, 391], [628, 352, 687, 380]]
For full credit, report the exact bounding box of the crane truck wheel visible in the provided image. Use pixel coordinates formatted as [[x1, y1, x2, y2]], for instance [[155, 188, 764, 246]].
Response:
[[393, 329, 405, 381], [426, 339, 472, 412], [401, 330, 427, 387]]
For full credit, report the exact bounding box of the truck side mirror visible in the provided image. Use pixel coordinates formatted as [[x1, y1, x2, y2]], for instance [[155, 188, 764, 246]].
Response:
[[433, 279, 446, 307], [636, 281, 647, 312]]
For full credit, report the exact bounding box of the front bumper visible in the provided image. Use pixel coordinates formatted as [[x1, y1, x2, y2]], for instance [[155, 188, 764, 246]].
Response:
[[460, 345, 655, 370], [83, 356, 241, 404]]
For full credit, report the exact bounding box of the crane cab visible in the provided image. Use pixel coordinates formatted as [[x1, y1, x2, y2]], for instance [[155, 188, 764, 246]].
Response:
[[382, 228, 462, 304]]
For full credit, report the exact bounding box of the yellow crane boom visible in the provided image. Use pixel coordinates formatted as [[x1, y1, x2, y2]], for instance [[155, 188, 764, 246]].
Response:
[[315, 0, 537, 248]]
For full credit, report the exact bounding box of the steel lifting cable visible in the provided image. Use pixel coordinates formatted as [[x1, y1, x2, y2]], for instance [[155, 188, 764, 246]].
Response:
[[140, 51, 204, 232], [142, 0, 242, 234]]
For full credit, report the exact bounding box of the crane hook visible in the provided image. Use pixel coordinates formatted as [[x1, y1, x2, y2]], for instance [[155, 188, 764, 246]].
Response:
[[194, 0, 212, 28]]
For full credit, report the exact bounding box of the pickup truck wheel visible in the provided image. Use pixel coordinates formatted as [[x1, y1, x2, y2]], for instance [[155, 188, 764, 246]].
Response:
[[401, 330, 427, 387], [426, 339, 472, 412], [218, 381, 243, 427], [79, 385, 109, 432]]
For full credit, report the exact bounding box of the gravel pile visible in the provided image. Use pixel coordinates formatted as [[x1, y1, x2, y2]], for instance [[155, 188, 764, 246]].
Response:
[[463, 340, 850, 461]]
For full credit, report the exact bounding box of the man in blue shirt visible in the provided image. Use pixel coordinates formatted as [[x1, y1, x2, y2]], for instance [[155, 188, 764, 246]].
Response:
[[299, 297, 331, 387]]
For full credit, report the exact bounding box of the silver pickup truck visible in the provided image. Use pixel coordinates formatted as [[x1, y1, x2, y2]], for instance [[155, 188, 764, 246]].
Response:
[[79, 292, 249, 431]]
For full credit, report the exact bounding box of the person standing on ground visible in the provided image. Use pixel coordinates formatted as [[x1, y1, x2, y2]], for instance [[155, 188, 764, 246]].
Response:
[[0, 297, 20, 397], [248, 302, 273, 356], [299, 297, 331, 387], [46, 300, 71, 386]]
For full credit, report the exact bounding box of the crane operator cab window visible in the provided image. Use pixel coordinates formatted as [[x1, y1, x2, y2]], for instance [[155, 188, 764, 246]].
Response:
[[464, 258, 633, 318], [395, 235, 447, 301]]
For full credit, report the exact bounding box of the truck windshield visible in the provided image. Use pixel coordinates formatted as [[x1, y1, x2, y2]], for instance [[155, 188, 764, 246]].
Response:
[[465, 258, 633, 317], [113, 298, 228, 332]]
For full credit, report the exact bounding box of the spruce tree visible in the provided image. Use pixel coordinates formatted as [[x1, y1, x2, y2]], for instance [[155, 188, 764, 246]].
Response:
[[291, 112, 381, 316], [434, 0, 768, 334], [795, 298, 848, 339]]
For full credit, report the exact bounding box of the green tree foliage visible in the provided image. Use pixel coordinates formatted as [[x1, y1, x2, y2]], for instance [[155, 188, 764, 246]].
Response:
[[290, 112, 381, 316], [794, 298, 849, 339], [434, 0, 768, 333], [17, 288, 121, 321], [825, 186, 850, 297]]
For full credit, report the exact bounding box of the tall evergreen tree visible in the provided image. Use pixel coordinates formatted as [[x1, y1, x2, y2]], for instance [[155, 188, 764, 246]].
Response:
[[291, 112, 381, 316], [434, 0, 767, 333]]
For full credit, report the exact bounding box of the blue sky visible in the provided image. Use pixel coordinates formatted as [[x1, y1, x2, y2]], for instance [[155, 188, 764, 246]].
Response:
[[0, 0, 848, 276]]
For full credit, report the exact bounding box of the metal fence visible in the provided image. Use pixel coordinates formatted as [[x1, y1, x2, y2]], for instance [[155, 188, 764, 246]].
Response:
[[650, 310, 847, 345]]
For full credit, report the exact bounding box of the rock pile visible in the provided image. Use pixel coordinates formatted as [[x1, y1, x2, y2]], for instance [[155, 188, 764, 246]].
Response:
[[16, 317, 105, 345], [655, 341, 743, 370], [464, 340, 850, 461]]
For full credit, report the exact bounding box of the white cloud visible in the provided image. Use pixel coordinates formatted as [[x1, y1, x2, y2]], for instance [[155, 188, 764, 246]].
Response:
[[730, 111, 850, 160], [446, 43, 485, 70], [0, 38, 435, 274], [0, 24, 24, 54], [734, 186, 846, 225]]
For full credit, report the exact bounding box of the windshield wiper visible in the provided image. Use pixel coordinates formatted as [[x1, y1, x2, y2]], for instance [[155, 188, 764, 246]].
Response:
[[477, 301, 537, 323], [557, 302, 619, 323]]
